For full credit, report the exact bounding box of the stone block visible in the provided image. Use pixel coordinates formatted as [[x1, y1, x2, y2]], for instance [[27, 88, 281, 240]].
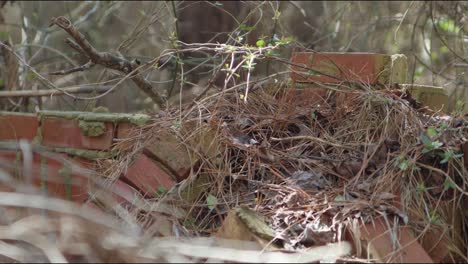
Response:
[[145, 121, 220, 181], [401, 84, 449, 112]]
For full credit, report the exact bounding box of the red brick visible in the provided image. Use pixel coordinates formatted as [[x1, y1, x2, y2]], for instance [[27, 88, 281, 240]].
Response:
[[116, 123, 140, 139], [32, 154, 90, 203], [347, 217, 433, 263], [42, 117, 114, 150], [0, 113, 38, 141], [0, 151, 21, 178], [290, 52, 392, 85], [420, 228, 452, 263], [0, 151, 90, 203], [123, 154, 175, 197], [115, 123, 142, 150], [108, 179, 142, 205]]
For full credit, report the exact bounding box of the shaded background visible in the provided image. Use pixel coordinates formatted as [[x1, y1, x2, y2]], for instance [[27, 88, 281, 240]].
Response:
[[0, 1, 466, 113]]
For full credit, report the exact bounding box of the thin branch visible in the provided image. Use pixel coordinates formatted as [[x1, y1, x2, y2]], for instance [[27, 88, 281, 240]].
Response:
[[0, 85, 115, 98], [49, 60, 95, 75], [49, 16, 164, 107]]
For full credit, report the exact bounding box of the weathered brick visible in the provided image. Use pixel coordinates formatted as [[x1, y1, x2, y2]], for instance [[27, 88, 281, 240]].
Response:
[[400, 84, 449, 112], [347, 217, 433, 263], [114, 122, 143, 150], [420, 227, 452, 263], [32, 153, 90, 203], [0, 112, 38, 141], [0, 151, 22, 179], [0, 151, 90, 203], [123, 154, 176, 197], [108, 179, 142, 206], [290, 52, 407, 85], [116, 123, 139, 139], [42, 117, 114, 150]]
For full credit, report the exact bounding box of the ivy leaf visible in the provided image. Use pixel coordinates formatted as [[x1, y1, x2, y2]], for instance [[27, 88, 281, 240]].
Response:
[[206, 194, 218, 210]]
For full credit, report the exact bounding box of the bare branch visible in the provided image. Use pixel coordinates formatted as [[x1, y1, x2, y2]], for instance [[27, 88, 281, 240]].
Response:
[[65, 38, 87, 55], [0, 85, 114, 98], [49, 60, 95, 75], [0, 41, 20, 91], [49, 16, 165, 107]]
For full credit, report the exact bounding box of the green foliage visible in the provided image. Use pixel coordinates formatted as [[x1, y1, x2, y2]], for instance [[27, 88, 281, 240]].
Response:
[[420, 127, 443, 154], [183, 217, 196, 228], [429, 210, 442, 224], [439, 150, 463, 164], [256, 39, 266, 48], [155, 186, 167, 197], [239, 23, 255, 32], [443, 178, 456, 191], [437, 17, 460, 33], [416, 183, 426, 193], [396, 154, 420, 172], [206, 194, 218, 210], [334, 194, 346, 201]]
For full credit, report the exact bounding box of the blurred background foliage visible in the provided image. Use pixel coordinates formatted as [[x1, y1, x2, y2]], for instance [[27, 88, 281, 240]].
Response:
[[0, 1, 466, 113]]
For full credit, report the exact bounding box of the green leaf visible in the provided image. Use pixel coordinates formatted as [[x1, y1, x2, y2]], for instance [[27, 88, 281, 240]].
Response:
[[438, 18, 460, 33], [256, 39, 265, 48], [426, 127, 439, 139], [206, 194, 218, 210], [419, 134, 432, 147], [239, 24, 255, 31], [443, 178, 456, 191], [416, 183, 426, 193], [430, 211, 442, 224], [309, 54, 315, 64], [334, 195, 346, 202], [155, 186, 166, 197], [438, 122, 449, 130], [398, 159, 410, 170], [431, 141, 443, 149]]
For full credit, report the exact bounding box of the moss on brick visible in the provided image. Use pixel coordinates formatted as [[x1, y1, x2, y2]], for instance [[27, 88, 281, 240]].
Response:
[[92, 106, 110, 113], [49, 147, 116, 160], [39, 110, 150, 126], [78, 120, 106, 137], [58, 165, 72, 200]]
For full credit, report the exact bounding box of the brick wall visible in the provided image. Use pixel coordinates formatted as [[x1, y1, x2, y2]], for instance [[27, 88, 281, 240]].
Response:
[[0, 110, 186, 204]]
